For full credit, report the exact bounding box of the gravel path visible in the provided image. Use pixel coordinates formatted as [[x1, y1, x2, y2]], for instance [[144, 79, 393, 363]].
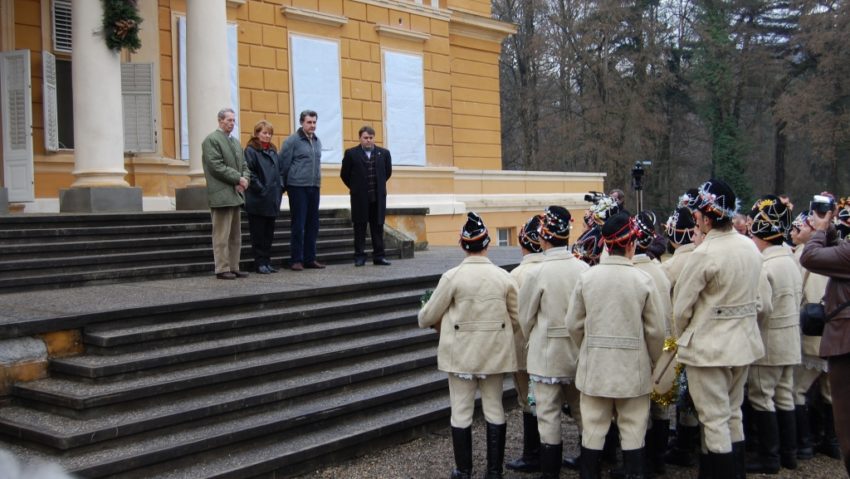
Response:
[[299, 406, 845, 478]]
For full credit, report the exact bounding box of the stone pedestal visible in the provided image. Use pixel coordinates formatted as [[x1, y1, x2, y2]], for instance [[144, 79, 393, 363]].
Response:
[[59, 187, 143, 213], [175, 186, 209, 211], [0, 188, 8, 214]]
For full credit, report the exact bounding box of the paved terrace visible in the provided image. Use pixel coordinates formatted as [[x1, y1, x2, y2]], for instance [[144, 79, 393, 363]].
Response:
[[0, 247, 521, 338]]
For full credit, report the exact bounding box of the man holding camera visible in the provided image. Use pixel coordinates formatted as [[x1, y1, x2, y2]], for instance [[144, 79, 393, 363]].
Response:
[[800, 194, 850, 477]]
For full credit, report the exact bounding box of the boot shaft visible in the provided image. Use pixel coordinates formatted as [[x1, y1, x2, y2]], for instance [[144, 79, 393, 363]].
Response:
[[484, 422, 507, 478], [451, 426, 473, 476]]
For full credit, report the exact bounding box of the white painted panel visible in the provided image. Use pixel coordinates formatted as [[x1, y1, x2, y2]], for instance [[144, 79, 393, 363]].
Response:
[[290, 34, 343, 164], [383, 50, 426, 166], [42, 51, 59, 152]]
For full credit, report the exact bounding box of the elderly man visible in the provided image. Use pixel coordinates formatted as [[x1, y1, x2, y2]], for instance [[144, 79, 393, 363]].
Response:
[[201, 107, 250, 280]]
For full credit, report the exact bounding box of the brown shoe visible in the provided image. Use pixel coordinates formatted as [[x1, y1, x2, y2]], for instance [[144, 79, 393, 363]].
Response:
[[290, 262, 304, 271], [216, 272, 237, 280], [232, 271, 249, 278], [304, 261, 325, 269]]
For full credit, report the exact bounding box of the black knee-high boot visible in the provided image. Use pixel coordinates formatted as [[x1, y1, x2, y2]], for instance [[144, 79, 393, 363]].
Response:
[[622, 448, 646, 479], [796, 404, 814, 459], [777, 409, 798, 469], [818, 402, 841, 458], [485, 422, 507, 479], [538, 442, 563, 479], [746, 410, 780, 474], [451, 426, 472, 479], [645, 419, 669, 476], [665, 423, 698, 466], [579, 447, 603, 479], [506, 412, 541, 472]]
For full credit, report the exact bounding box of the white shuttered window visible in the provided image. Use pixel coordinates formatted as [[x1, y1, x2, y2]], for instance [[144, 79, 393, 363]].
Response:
[[121, 63, 156, 152]]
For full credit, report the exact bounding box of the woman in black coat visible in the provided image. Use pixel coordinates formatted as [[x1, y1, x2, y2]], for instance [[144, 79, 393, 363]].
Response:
[[244, 120, 284, 273]]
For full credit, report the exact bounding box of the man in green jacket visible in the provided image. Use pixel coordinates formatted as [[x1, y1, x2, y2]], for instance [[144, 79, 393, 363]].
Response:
[[202, 108, 251, 280]]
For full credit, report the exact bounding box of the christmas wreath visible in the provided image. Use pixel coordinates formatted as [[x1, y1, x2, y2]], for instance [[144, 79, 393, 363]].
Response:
[[102, 0, 143, 52]]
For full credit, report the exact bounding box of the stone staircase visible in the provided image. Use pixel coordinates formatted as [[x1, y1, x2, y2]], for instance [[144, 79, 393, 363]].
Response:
[[0, 210, 408, 292], [0, 275, 521, 478]]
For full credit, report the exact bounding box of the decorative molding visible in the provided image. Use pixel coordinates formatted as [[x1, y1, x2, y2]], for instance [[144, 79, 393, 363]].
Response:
[[226, 0, 246, 7], [454, 169, 606, 181], [375, 24, 431, 42], [448, 9, 517, 42], [355, 0, 452, 22], [282, 6, 348, 27]]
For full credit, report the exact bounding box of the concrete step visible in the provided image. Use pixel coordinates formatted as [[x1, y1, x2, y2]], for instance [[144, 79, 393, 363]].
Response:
[[114, 381, 515, 479], [52, 307, 421, 378], [0, 344, 436, 450], [1, 366, 450, 478], [83, 287, 425, 348], [14, 326, 434, 409]]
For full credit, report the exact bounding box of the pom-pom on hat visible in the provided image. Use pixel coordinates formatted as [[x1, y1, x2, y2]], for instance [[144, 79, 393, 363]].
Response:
[[664, 207, 697, 246], [518, 215, 543, 253], [748, 194, 792, 241], [541, 206, 572, 243], [696, 179, 739, 220], [590, 196, 620, 226], [602, 212, 639, 249], [460, 211, 490, 252], [635, 210, 658, 249]]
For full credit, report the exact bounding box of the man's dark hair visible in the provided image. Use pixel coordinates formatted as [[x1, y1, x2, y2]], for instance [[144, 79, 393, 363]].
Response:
[[299, 110, 318, 123], [609, 189, 625, 206], [708, 215, 732, 230], [358, 125, 375, 137]]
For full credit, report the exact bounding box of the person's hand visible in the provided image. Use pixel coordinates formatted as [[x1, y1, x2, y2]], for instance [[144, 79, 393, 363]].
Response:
[[809, 210, 834, 231], [238, 177, 249, 189], [235, 184, 245, 193]]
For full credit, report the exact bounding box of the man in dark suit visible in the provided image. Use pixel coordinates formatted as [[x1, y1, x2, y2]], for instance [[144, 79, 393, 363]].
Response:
[[340, 125, 392, 266]]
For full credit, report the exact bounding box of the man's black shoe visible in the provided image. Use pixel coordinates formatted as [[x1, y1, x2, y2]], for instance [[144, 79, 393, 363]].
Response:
[[373, 258, 392, 266], [257, 265, 272, 274], [355, 258, 366, 267]]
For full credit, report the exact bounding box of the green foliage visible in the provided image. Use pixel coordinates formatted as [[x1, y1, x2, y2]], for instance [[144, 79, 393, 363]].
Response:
[[102, 0, 143, 53]]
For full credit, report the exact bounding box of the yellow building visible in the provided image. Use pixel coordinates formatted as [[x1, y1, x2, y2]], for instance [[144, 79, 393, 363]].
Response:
[[0, 0, 604, 245]]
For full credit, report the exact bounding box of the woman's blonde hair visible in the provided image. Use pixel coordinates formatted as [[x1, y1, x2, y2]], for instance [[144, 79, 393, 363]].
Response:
[[252, 120, 274, 138]]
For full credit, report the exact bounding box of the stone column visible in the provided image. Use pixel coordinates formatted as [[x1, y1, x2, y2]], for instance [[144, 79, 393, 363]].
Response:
[[60, 0, 141, 212], [176, 0, 231, 210]]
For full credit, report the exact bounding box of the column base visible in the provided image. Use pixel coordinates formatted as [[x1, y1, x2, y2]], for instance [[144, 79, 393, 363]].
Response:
[[175, 186, 209, 211], [59, 187, 143, 213], [0, 188, 8, 214]]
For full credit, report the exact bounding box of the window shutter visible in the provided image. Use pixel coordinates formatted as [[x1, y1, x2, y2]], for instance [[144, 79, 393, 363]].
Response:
[[52, 0, 72, 53], [1, 50, 35, 202], [42, 51, 59, 152], [121, 63, 156, 153]]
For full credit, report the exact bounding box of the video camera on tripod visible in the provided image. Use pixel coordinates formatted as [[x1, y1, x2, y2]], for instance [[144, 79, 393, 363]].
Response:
[[584, 191, 607, 204]]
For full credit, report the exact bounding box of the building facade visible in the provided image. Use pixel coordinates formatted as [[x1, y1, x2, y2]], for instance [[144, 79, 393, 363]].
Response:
[[0, 0, 604, 245]]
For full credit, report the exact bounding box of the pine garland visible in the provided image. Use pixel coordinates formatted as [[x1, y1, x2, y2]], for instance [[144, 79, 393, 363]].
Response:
[[102, 0, 143, 53]]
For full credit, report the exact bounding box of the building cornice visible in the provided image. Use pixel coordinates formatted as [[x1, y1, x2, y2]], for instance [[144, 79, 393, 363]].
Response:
[[448, 9, 517, 42], [375, 24, 431, 42], [226, 0, 246, 8], [355, 0, 452, 22], [282, 6, 348, 27]]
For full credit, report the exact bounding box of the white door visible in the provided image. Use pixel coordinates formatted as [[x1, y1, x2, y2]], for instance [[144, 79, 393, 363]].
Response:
[[0, 50, 35, 202]]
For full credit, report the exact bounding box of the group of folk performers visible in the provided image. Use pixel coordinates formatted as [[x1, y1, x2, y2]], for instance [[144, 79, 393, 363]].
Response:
[[418, 179, 850, 479]]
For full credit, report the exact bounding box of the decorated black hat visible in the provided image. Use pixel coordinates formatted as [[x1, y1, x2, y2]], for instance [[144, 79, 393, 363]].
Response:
[[460, 211, 490, 252], [602, 212, 639, 249], [749, 194, 792, 242], [678, 188, 700, 212], [572, 225, 604, 266], [590, 196, 620, 226], [635, 210, 658, 250], [664, 207, 697, 246], [791, 211, 811, 231], [541, 206, 572, 243], [696, 179, 739, 220], [518, 215, 543, 253]]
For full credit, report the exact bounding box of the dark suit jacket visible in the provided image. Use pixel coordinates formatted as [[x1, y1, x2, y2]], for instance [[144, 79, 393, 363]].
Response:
[[340, 145, 392, 224]]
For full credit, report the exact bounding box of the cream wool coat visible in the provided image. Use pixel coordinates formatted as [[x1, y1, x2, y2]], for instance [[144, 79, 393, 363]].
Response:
[[633, 254, 674, 336], [661, 242, 696, 290], [566, 255, 666, 397], [519, 247, 589, 379], [754, 245, 802, 366], [673, 229, 766, 367], [418, 255, 519, 374], [510, 253, 545, 370], [795, 246, 828, 358]]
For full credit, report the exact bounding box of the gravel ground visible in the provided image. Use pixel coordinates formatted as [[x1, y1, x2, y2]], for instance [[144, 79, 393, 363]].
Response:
[[299, 406, 845, 479]]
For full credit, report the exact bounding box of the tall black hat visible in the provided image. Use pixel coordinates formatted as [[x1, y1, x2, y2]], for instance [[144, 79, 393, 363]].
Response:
[[602, 212, 639, 249], [460, 211, 490, 252], [541, 206, 572, 243], [518, 215, 543, 253], [837, 197, 850, 239], [590, 196, 620, 226], [635, 210, 658, 250], [572, 226, 604, 265], [664, 207, 697, 245], [749, 194, 791, 242], [696, 179, 739, 220], [678, 188, 700, 212]]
